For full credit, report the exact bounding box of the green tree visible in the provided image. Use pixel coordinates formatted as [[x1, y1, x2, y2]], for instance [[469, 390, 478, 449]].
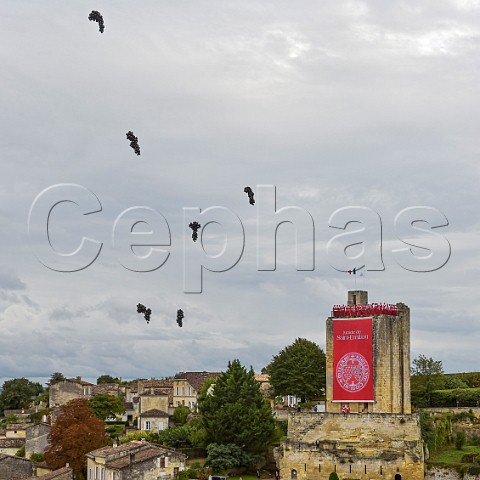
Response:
[[411, 355, 444, 407], [443, 375, 468, 390], [96, 375, 121, 384], [88, 394, 125, 420], [45, 399, 108, 477], [0, 378, 43, 412], [205, 443, 259, 472], [172, 405, 190, 426], [199, 359, 275, 455], [265, 338, 326, 402], [47, 372, 65, 388]]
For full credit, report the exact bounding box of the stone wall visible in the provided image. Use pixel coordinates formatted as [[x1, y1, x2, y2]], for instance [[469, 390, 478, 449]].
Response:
[[25, 423, 50, 458], [280, 412, 423, 480], [139, 395, 169, 414], [425, 465, 480, 480], [49, 380, 86, 407]]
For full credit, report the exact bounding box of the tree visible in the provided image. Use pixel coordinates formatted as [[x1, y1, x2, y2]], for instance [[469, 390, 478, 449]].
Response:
[[411, 354, 444, 407], [47, 372, 65, 388], [199, 359, 276, 456], [265, 338, 326, 402], [172, 405, 190, 426], [443, 375, 468, 390], [205, 443, 259, 472], [96, 375, 121, 385], [88, 394, 125, 420], [45, 398, 108, 477], [0, 378, 43, 412]]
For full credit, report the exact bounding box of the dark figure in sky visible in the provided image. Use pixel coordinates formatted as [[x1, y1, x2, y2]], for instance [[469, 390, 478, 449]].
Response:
[[244, 186, 255, 205], [126, 131, 141, 155], [176, 309, 184, 327], [136, 303, 150, 323], [189, 221, 201, 242], [88, 10, 105, 33]]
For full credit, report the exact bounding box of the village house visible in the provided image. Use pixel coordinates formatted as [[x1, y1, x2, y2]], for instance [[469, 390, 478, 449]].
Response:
[[172, 372, 221, 410], [127, 380, 173, 427], [25, 422, 51, 459], [254, 373, 274, 407], [86, 440, 186, 480], [49, 377, 94, 408], [139, 409, 169, 432], [0, 424, 28, 456], [0, 453, 32, 479]]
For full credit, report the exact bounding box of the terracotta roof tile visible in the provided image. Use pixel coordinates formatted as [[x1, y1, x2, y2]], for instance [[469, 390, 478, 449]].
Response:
[[6, 424, 29, 430], [0, 438, 25, 448], [106, 446, 163, 470], [30, 466, 73, 479], [92, 384, 120, 396], [140, 409, 169, 418], [141, 380, 173, 389]]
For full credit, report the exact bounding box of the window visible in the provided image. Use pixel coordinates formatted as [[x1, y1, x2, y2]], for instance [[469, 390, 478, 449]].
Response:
[[176, 387, 179, 395], [158, 421, 164, 431], [182, 387, 186, 395], [145, 420, 151, 430]]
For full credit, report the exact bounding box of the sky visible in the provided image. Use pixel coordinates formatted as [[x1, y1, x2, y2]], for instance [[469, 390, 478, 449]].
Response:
[[1, 0, 480, 387]]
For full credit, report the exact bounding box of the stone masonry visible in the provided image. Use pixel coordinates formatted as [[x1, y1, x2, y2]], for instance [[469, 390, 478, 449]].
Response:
[[279, 291, 424, 480]]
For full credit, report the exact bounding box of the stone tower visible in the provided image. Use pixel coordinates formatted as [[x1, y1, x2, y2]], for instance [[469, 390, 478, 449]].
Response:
[[326, 290, 411, 414], [279, 291, 423, 480]]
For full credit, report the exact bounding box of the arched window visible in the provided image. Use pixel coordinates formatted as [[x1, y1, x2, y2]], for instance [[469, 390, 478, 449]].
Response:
[[291, 469, 297, 479], [395, 474, 402, 480]]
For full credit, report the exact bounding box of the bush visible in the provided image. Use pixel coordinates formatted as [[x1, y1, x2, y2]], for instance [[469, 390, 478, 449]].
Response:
[[15, 445, 25, 457], [430, 388, 480, 407], [30, 453, 45, 463], [454, 431, 466, 450], [329, 472, 340, 480], [469, 465, 480, 475]]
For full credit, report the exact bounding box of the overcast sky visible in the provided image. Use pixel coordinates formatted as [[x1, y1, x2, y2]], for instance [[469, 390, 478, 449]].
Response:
[[1, 0, 480, 387]]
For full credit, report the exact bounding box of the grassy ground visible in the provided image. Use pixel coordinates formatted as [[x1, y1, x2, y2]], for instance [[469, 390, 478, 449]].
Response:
[[430, 445, 480, 463]]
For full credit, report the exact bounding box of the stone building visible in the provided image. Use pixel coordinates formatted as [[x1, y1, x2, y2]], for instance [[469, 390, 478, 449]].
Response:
[[49, 377, 94, 408], [0, 423, 28, 455], [138, 409, 169, 432], [25, 423, 51, 459], [279, 290, 424, 480], [173, 372, 221, 410], [86, 440, 187, 480], [0, 454, 32, 479]]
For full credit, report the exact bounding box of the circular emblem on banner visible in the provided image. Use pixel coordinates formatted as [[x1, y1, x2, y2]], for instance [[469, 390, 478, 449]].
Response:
[[336, 352, 370, 392]]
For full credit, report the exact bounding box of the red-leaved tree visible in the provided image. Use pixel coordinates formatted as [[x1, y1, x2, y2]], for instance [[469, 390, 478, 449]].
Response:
[[45, 398, 109, 477]]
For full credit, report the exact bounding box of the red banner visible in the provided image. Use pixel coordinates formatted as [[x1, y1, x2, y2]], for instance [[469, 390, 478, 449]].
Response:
[[333, 317, 374, 402]]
